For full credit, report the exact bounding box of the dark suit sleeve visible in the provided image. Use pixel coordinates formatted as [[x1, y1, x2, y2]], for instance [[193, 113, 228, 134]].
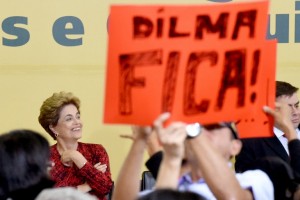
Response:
[[288, 139, 300, 179], [145, 151, 163, 180], [235, 139, 257, 173]]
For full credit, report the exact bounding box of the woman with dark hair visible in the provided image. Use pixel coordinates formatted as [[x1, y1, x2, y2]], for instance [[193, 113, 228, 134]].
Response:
[[38, 91, 112, 200], [0, 129, 53, 200]]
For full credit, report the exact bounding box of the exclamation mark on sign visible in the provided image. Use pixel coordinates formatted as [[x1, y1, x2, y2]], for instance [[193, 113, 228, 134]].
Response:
[[250, 50, 260, 103]]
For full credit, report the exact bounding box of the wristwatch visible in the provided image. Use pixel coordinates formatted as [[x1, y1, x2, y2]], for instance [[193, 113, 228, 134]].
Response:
[[186, 123, 202, 139]]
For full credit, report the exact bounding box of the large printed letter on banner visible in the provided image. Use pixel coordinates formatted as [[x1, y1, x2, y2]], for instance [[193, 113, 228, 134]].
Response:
[[104, 0, 276, 138]]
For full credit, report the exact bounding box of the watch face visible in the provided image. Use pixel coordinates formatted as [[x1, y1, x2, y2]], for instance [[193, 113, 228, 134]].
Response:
[[186, 123, 201, 138]]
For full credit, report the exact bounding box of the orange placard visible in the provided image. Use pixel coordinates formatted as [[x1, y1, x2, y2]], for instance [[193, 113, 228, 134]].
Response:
[[233, 40, 276, 138], [104, 0, 276, 138]]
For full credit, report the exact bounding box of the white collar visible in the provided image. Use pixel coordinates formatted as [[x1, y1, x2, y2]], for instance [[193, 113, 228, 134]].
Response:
[[273, 127, 284, 138], [273, 127, 300, 138]]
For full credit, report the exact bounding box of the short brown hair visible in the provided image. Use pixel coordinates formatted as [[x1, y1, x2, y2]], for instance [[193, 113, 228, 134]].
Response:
[[276, 81, 298, 98], [38, 91, 80, 140]]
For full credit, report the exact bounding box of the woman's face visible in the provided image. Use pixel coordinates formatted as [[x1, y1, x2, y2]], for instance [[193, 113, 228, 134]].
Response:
[[53, 104, 82, 141]]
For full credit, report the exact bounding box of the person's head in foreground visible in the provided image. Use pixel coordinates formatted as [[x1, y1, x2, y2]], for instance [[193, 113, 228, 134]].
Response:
[[0, 129, 52, 200], [184, 121, 241, 163]]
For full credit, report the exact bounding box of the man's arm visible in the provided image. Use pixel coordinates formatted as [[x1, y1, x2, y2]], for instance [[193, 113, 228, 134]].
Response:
[[112, 126, 151, 200], [187, 134, 253, 200], [263, 103, 300, 175], [153, 113, 186, 189], [288, 140, 300, 178], [263, 103, 297, 141]]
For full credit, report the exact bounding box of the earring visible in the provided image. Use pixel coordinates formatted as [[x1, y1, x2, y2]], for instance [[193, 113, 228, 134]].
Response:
[[55, 133, 59, 137]]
